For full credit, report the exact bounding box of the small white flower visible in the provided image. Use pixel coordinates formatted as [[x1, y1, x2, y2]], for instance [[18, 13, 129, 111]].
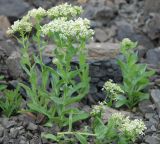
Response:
[[120, 118, 147, 141], [121, 38, 137, 50], [41, 17, 94, 41], [102, 80, 124, 100], [90, 101, 106, 116], [7, 19, 32, 34], [109, 113, 147, 142], [27, 7, 47, 19], [47, 3, 83, 19]]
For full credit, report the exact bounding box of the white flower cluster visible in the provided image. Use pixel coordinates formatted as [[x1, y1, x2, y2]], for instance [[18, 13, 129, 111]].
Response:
[[121, 38, 137, 50], [26, 7, 47, 19], [47, 3, 83, 19], [90, 102, 106, 116], [102, 79, 124, 100], [109, 113, 146, 142], [121, 118, 147, 141], [7, 7, 47, 35], [41, 17, 94, 40], [7, 19, 32, 35]]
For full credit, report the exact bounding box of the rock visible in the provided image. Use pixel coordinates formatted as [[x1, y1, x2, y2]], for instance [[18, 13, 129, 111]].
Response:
[[103, 106, 132, 123], [144, 0, 160, 13], [138, 100, 155, 114], [0, 31, 5, 40], [29, 135, 42, 144], [10, 127, 19, 138], [88, 0, 106, 6], [0, 0, 31, 19], [105, 26, 117, 40], [0, 118, 16, 129], [43, 42, 120, 61], [114, 0, 126, 6], [145, 113, 154, 120], [146, 47, 160, 66], [19, 139, 29, 144], [95, 28, 108, 42], [90, 65, 106, 77], [43, 44, 56, 57], [89, 85, 97, 94], [0, 16, 10, 34], [116, 21, 134, 40], [116, 21, 154, 49], [30, 0, 55, 9], [27, 122, 38, 131], [0, 125, 4, 137], [145, 135, 160, 144], [144, 13, 160, 40], [94, 6, 117, 22], [151, 89, 160, 117], [6, 51, 22, 79], [87, 42, 120, 61], [91, 77, 99, 83], [0, 39, 19, 57], [150, 125, 157, 132]]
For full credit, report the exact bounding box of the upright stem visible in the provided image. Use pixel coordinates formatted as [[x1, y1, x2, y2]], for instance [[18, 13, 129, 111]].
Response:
[[58, 131, 96, 137]]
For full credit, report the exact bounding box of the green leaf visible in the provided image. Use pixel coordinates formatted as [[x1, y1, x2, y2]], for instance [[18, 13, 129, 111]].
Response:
[[115, 95, 127, 108], [94, 117, 107, 140], [50, 96, 64, 104], [41, 133, 59, 142], [63, 111, 89, 126], [75, 133, 88, 144], [139, 93, 149, 101], [69, 113, 73, 132], [0, 85, 7, 91]]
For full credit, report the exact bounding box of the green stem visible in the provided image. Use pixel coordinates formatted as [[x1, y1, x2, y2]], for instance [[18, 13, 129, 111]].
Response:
[[107, 99, 112, 107], [58, 131, 96, 137]]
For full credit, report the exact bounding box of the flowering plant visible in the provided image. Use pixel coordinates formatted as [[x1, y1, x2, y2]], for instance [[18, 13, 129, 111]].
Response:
[[116, 38, 155, 109], [7, 3, 94, 127], [93, 112, 146, 144], [102, 79, 124, 106]]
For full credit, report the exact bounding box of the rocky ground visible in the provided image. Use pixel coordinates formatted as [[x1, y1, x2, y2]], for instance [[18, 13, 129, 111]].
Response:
[[0, 0, 160, 143]]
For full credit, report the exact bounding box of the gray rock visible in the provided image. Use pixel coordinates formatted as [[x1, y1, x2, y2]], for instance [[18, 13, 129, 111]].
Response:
[[150, 125, 157, 132], [94, 6, 117, 22], [145, 113, 154, 120], [0, 118, 16, 129], [0, 39, 18, 57], [10, 127, 19, 138], [116, 21, 154, 49], [95, 28, 108, 42], [144, 0, 160, 13], [98, 81, 104, 87], [144, 13, 160, 40], [91, 78, 99, 83], [0, 0, 30, 18], [146, 47, 160, 66], [87, 42, 120, 61], [151, 89, 160, 117], [103, 106, 132, 123], [0, 31, 4, 40], [145, 135, 160, 144], [27, 122, 38, 131], [138, 100, 155, 114], [0, 16, 10, 35], [43, 42, 120, 61], [31, 0, 55, 9], [0, 125, 4, 137], [6, 51, 22, 79], [89, 85, 97, 94], [149, 117, 159, 126], [19, 139, 29, 144], [30, 135, 42, 144]]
